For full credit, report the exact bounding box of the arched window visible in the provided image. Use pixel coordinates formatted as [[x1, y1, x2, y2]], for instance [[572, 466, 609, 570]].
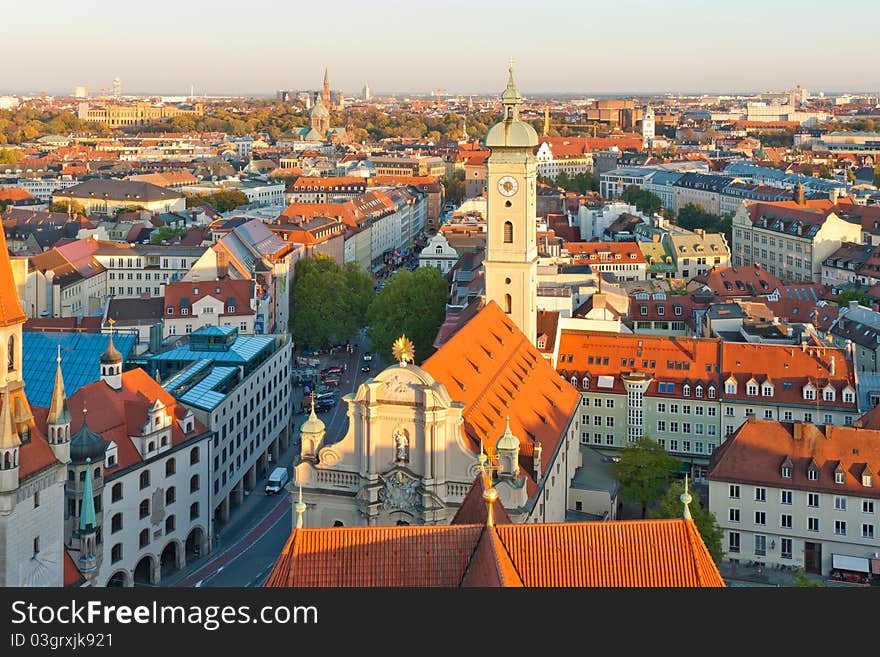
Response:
[[570, 376, 578, 387], [582, 377, 590, 390], [165, 458, 176, 477], [504, 294, 512, 314], [190, 475, 200, 493], [190, 447, 199, 465], [139, 499, 150, 519], [503, 221, 513, 244], [165, 487, 176, 505], [333, 520, 344, 527], [7, 335, 14, 372], [111, 513, 123, 534], [139, 471, 150, 490], [139, 529, 149, 548]]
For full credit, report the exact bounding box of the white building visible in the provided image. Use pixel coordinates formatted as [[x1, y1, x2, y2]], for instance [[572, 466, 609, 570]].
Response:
[[418, 232, 459, 275], [709, 419, 880, 577]]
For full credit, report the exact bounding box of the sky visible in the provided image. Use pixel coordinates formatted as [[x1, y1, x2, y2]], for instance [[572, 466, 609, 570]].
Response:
[[1, 0, 878, 97]]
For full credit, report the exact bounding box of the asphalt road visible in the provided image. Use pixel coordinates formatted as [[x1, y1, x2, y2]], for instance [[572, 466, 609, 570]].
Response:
[[180, 332, 382, 587]]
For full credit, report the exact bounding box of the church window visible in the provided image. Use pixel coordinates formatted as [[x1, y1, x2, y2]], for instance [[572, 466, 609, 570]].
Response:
[[504, 294, 512, 314], [503, 221, 513, 243], [7, 335, 14, 372]]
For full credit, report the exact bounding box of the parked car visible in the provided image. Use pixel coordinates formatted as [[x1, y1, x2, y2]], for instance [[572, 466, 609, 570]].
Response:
[[363, 352, 373, 361], [361, 363, 371, 373], [322, 366, 344, 377], [314, 397, 336, 412], [321, 376, 341, 388]]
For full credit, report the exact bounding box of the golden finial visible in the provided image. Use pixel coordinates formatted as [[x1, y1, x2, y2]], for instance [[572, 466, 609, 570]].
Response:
[[391, 335, 415, 366], [680, 474, 693, 520]]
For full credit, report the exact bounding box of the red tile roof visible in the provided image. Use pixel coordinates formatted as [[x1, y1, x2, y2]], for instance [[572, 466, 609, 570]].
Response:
[[0, 228, 27, 327], [0, 188, 35, 203], [68, 369, 207, 474], [422, 302, 580, 495], [15, 401, 60, 480], [709, 418, 880, 499], [694, 264, 782, 298], [164, 279, 254, 317], [64, 549, 85, 587], [563, 241, 647, 265]]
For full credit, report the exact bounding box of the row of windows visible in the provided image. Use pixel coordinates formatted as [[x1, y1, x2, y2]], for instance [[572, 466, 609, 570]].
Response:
[[656, 421, 717, 436], [109, 505, 199, 564], [656, 438, 715, 454], [729, 485, 876, 512], [657, 402, 718, 416], [728, 511, 875, 538]]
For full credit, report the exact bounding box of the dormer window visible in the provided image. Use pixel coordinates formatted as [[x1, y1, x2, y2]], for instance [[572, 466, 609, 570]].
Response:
[[823, 387, 835, 402], [863, 474, 873, 487], [803, 386, 815, 401], [782, 465, 792, 478], [683, 384, 691, 397], [747, 383, 758, 396], [581, 377, 590, 390], [708, 385, 716, 399], [808, 466, 819, 481], [725, 380, 737, 395], [843, 390, 855, 404], [835, 471, 845, 485], [695, 385, 703, 398], [762, 384, 773, 397], [570, 376, 577, 387], [166, 307, 173, 315]]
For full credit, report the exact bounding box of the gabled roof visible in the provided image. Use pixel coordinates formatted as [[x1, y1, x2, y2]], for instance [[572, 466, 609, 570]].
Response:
[[709, 418, 880, 498], [422, 302, 580, 496], [0, 228, 26, 327]]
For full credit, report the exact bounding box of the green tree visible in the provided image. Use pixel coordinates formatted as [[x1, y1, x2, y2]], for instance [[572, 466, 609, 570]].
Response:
[[801, 163, 814, 178], [442, 170, 466, 206], [289, 255, 374, 349], [874, 165, 880, 188], [650, 481, 724, 563], [620, 185, 663, 216], [150, 226, 185, 244], [677, 203, 717, 231], [791, 569, 825, 588], [366, 267, 448, 364], [184, 189, 249, 212], [836, 288, 870, 308], [613, 436, 679, 518], [817, 164, 833, 179]]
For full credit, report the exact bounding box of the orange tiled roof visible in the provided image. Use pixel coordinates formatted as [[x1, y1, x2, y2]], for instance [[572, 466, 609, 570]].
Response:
[[265, 516, 723, 588], [422, 301, 580, 495], [0, 188, 35, 203], [0, 228, 26, 327], [68, 369, 207, 474], [710, 418, 880, 499], [13, 398, 60, 480], [63, 549, 85, 587], [563, 241, 647, 264], [494, 520, 723, 586]]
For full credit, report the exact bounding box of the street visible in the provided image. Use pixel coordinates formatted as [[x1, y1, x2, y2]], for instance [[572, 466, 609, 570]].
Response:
[[168, 330, 382, 587]]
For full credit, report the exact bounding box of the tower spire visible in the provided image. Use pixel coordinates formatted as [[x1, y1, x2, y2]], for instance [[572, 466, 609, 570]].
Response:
[[0, 387, 21, 451], [680, 474, 693, 520], [47, 345, 70, 426]]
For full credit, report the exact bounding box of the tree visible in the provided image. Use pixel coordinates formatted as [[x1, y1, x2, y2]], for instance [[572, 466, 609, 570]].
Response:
[[150, 226, 185, 244], [801, 163, 814, 178], [650, 481, 724, 563], [366, 267, 448, 364], [791, 569, 825, 588], [676, 203, 717, 231], [817, 164, 833, 179], [0, 148, 21, 164], [836, 288, 870, 308], [442, 169, 466, 206], [47, 200, 84, 214], [874, 165, 880, 188], [289, 255, 374, 349], [620, 185, 663, 216], [612, 436, 679, 518], [184, 189, 249, 212]]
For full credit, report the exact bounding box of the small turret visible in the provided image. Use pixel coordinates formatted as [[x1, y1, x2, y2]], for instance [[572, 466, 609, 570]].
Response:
[[299, 396, 325, 461], [100, 320, 123, 390], [77, 457, 98, 574], [0, 388, 21, 492], [495, 416, 520, 478], [47, 347, 71, 463]]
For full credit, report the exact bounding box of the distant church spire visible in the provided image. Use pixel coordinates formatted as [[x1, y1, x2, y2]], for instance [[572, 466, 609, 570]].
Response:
[[680, 475, 693, 521]]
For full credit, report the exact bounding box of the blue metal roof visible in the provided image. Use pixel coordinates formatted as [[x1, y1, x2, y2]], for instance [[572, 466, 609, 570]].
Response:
[[179, 366, 239, 411], [150, 335, 275, 365], [22, 331, 137, 408]]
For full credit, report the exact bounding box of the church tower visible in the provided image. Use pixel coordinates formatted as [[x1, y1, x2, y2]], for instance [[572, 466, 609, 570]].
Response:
[[642, 105, 655, 149], [100, 321, 123, 391], [484, 62, 538, 344], [322, 67, 331, 109], [46, 347, 71, 464]]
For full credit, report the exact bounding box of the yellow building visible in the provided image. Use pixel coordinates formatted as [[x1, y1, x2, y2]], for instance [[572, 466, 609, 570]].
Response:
[[77, 101, 204, 127]]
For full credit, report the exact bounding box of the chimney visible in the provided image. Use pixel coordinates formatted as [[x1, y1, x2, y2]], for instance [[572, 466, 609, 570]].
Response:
[[592, 293, 606, 311], [795, 182, 806, 206], [793, 422, 803, 441], [829, 356, 835, 376]]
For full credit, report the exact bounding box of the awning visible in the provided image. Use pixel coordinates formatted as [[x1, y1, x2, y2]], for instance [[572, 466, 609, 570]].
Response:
[[832, 554, 871, 573]]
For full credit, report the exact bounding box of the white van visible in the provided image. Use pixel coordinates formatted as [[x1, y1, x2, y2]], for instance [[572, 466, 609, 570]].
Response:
[[265, 466, 289, 495]]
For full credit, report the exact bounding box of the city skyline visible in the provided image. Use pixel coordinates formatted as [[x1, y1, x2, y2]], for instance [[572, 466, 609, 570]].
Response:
[[2, 0, 878, 96]]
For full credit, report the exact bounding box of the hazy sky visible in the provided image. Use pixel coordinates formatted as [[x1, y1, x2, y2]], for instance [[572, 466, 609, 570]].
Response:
[[2, 0, 878, 96]]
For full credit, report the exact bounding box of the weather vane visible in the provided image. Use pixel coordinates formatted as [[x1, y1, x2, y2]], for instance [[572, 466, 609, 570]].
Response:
[[392, 335, 415, 366]]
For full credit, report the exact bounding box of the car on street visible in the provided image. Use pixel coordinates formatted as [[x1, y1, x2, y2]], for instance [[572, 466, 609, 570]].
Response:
[[314, 397, 336, 412], [321, 366, 344, 377], [361, 363, 371, 373], [363, 352, 373, 361], [321, 376, 341, 387]]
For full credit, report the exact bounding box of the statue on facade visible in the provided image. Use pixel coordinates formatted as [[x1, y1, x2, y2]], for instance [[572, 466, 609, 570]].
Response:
[[394, 428, 409, 463]]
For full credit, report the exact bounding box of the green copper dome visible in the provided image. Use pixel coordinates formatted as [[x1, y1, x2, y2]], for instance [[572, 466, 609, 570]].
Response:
[[485, 63, 537, 149], [496, 417, 520, 452]]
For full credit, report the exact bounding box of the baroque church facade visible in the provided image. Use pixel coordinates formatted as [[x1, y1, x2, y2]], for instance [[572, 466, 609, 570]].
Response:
[[292, 67, 581, 528]]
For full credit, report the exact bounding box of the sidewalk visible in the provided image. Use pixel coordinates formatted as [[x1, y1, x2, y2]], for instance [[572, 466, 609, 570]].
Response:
[[161, 438, 299, 587]]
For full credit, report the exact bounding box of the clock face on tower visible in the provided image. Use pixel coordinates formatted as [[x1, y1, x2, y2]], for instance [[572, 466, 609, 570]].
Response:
[[497, 176, 519, 197]]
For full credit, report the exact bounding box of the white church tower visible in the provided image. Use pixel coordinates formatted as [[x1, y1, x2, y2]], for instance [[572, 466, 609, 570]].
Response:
[[642, 105, 655, 149], [484, 61, 539, 345]]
